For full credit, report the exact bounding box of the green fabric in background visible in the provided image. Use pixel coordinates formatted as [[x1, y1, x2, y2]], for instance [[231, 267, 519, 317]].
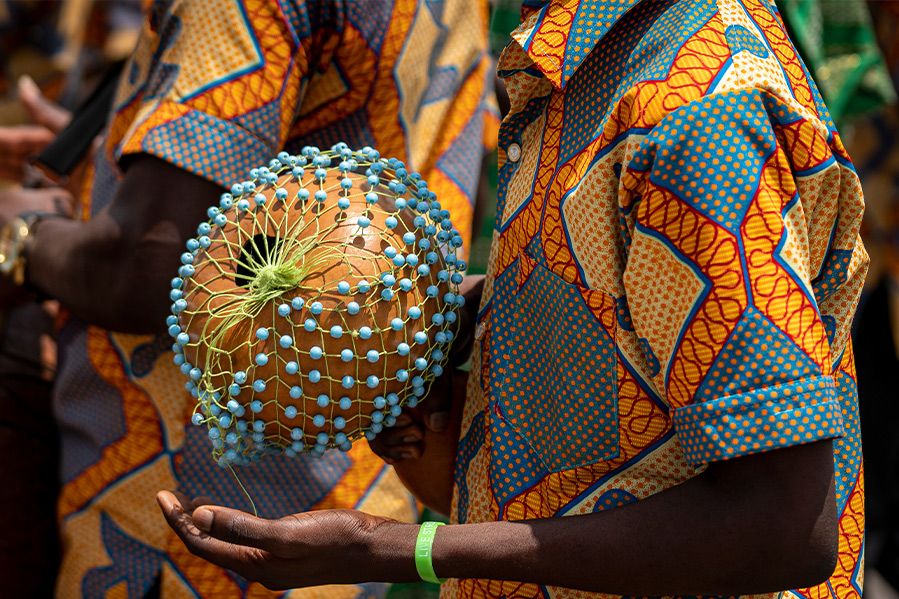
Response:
[[777, 0, 895, 126]]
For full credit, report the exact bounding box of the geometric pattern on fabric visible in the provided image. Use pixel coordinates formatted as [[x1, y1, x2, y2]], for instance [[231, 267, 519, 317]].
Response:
[[55, 1, 494, 597], [81, 513, 166, 599], [491, 259, 618, 473], [447, 0, 868, 597]]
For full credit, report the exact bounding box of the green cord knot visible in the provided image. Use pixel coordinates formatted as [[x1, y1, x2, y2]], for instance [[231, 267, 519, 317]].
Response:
[[249, 262, 303, 303]]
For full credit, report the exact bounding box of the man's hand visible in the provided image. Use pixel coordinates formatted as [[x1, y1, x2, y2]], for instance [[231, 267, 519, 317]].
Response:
[[0, 186, 75, 222], [0, 76, 71, 183], [157, 491, 418, 590]]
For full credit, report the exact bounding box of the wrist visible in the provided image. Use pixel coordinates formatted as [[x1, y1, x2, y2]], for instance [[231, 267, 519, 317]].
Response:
[[431, 520, 540, 583], [364, 520, 421, 583]]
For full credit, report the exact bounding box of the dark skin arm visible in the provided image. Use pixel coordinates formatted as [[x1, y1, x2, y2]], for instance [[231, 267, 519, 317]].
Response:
[[26, 154, 223, 332], [159, 437, 838, 594]]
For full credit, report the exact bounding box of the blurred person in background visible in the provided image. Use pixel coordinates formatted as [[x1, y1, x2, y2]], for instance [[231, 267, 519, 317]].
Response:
[[0, 1, 494, 597]]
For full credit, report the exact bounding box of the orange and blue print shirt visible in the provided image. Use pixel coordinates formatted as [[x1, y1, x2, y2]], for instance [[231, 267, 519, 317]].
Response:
[[55, 1, 495, 597], [449, 0, 867, 597]]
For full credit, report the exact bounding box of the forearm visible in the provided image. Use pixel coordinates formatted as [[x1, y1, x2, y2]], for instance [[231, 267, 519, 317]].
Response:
[[379, 441, 837, 594], [25, 155, 221, 332]]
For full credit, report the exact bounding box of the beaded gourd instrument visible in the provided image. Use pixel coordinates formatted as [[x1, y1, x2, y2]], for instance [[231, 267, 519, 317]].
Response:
[[168, 145, 465, 468]]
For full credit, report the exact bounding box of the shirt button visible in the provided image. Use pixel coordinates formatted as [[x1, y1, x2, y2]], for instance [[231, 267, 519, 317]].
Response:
[[507, 143, 521, 163]]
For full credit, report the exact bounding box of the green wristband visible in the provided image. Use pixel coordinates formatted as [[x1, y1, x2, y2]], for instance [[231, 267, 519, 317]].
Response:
[[414, 521, 446, 584]]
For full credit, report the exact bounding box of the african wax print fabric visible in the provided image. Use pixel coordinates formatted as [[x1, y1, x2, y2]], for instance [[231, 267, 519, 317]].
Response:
[[448, 0, 867, 597], [55, 1, 495, 597]]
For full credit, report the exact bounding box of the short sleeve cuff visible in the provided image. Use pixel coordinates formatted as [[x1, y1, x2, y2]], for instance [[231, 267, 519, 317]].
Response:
[[673, 375, 844, 466], [117, 107, 274, 189]]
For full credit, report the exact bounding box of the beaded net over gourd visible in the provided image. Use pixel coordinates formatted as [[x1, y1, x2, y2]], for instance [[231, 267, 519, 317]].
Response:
[[167, 145, 465, 467]]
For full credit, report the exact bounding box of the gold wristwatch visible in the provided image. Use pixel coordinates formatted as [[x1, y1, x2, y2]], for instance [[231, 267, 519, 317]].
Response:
[[0, 214, 41, 286]]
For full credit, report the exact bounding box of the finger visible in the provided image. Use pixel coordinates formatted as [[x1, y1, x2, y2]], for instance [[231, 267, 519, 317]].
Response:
[[191, 504, 289, 554], [157, 491, 268, 574], [18, 76, 71, 133], [420, 372, 452, 432], [380, 424, 424, 447], [368, 435, 423, 462]]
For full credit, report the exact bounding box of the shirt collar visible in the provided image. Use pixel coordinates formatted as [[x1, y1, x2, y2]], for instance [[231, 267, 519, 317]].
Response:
[[510, 0, 643, 88]]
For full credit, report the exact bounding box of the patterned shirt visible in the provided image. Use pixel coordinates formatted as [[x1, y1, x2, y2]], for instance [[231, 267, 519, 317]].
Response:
[[448, 1, 867, 598], [55, 1, 494, 597]]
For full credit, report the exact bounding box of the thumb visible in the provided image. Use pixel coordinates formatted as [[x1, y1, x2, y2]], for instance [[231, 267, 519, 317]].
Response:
[[18, 76, 71, 134]]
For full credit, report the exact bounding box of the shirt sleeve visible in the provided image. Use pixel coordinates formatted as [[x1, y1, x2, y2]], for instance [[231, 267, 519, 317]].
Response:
[[106, 0, 322, 187], [620, 87, 867, 466]]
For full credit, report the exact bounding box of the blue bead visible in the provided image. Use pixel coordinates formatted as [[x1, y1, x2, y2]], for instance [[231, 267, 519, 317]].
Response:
[[315, 432, 329, 447], [366, 375, 379, 388], [382, 273, 396, 286], [386, 392, 400, 406], [314, 190, 327, 202], [291, 427, 304, 441], [418, 238, 431, 250], [304, 318, 317, 332], [337, 197, 350, 210], [237, 199, 250, 211], [334, 417, 346, 431], [443, 292, 456, 304], [435, 331, 448, 344], [316, 394, 330, 408], [415, 357, 428, 370], [347, 301, 360, 315], [402, 232, 416, 245], [397, 342, 410, 356], [438, 270, 449, 282], [358, 280, 371, 293], [374, 396, 387, 409], [367, 175, 379, 186], [199, 236, 211, 248], [359, 326, 372, 339], [192, 413, 204, 426], [214, 214, 228, 227], [253, 420, 266, 432], [229, 383, 241, 396], [169, 289, 183, 302], [407, 397, 419, 408], [406, 254, 419, 267], [170, 279, 183, 291], [414, 331, 428, 345], [173, 299, 188, 313], [366, 350, 379, 363], [180, 362, 192, 375], [408, 306, 422, 319], [456, 295, 465, 307], [313, 415, 326, 428], [278, 303, 291, 317], [297, 188, 310, 201], [291, 296, 305, 310], [309, 370, 321, 383], [431, 364, 444, 377], [255, 353, 268, 366], [451, 272, 464, 285], [399, 278, 413, 292], [285, 405, 298, 418], [390, 405, 403, 417], [431, 313, 445, 326], [208, 428, 221, 440], [395, 198, 407, 209], [412, 375, 424, 387], [339, 396, 352, 410], [446, 311, 457, 324], [337, 281, 350, 294], [227, 399, 241, 413], [309, 346, 323, 360], [290, 385, 303, 400], [173, 354, 185, 367], [285, 361, 299, 374], [329, 325, 343, 338], [207, 206, 220, 219], [426, 252, 438, 264], [176, 332, 189, 345], [370, 422, 384, 434], [253, 379, 266, 392], [445, 330, 455, 342], [340, 179, 352, 190], [392, 254, 405, 267], [357, 216, 371, 228], [396, 369, 409, 382], [254, 193, 267, 206], [234, 371, 247, 384], [371, 410, 384, 424], [279, 335, 293, 348], [189, 367, 202, 381], [413, 216, 426, 228], [425, 224, 437, 236], [342, 375, 355, 389], [251, 400, 263, 413], [186, 238, 200, 252], [426, 285, 439, 298], [381, 288, 394, 301], [315, 167, 327, 180], [197, 222, 211, 235], [256, 328, 269, 340], [432, 349, 444, 361], [385, 415, 397, 427], [275, 188, 288, 200], [310, 301, 323, 315], [366, 192, 379, 204], [340, 349, 353, 362], [390, 318, 404, 331]]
